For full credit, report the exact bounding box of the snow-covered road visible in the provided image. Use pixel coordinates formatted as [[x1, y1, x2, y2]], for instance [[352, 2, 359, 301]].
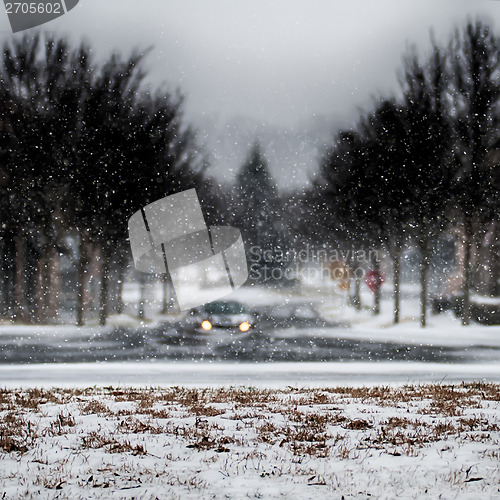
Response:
[[1, 285, 499, 388], [1, 360, 499, 388], [1, 319, 500, 365]]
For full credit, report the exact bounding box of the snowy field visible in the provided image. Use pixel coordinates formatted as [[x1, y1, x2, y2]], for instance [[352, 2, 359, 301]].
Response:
[[0, 383, 498, 499]]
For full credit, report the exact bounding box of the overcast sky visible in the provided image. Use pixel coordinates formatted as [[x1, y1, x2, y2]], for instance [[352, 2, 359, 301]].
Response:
[[1, 0, 500, 186], [2, 0, 500, 126]]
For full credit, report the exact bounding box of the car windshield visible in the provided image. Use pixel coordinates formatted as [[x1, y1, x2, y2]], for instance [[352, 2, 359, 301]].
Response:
[[203, 302, 247, 315]]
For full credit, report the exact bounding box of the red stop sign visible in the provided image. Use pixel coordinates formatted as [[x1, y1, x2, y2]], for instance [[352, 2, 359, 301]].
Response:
[[365, 270, 384, 293]]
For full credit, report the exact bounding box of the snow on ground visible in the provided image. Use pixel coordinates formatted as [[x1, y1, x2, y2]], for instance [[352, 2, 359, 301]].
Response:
[[1, 361, 500, 389], [471, 294, 500, 306], [0, 384, 498, 499], [2, 281, 499, 348], [334, 300, 500, 348]]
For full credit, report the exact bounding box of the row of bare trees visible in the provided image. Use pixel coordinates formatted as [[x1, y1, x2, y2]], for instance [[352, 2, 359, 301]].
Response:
[[0, 34, 219, 325], [1, 20, 498, 328], [293, 18, 500, 327]]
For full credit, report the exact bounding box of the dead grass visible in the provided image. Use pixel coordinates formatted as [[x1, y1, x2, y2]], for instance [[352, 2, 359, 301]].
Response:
[[80, 399, 112, 416], [0, 383, 497, 461], [81, 431, 147, 455]]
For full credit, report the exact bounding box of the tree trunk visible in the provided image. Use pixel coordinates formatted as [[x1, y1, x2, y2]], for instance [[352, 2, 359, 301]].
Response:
[[492, 238, 500, 297], [99, 247, 110, 327], [3, 236, 15, 319], [46, 246, 60, 321], [420, 247, 429, 328], [116, 260, 125, 315], [353, 274, 362, 312], [0, 240, 8, 318], [76, 237, 87, 326], [23, 237, 38, 322], [373, 255, 381, 315], [36, 245, 57, 324], [36, 252, 47, 324], [87, 244, 99, 315], [393, 242, 401, 324], [462, 221, 473, 326], [14, 234, 26, 323], [487, 222, 498, 296]]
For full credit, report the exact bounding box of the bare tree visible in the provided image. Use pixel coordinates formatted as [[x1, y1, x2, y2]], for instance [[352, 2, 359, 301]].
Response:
[[449, 18, 500, 324]]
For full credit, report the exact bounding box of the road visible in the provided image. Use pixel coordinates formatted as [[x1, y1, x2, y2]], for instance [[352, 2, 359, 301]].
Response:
[[0, 321, 499, 365]]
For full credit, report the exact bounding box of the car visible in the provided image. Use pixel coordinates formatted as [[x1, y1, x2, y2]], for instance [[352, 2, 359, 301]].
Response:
[[182, 300, 256, 334]]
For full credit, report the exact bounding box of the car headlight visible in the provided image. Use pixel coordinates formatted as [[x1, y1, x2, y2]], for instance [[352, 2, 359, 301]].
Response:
[[239, 321, 251, 332], [201, 320, 213, 331]]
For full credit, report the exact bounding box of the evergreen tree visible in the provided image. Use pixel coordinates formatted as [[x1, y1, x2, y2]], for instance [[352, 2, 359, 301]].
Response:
[[233, 143, 284, 282]]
